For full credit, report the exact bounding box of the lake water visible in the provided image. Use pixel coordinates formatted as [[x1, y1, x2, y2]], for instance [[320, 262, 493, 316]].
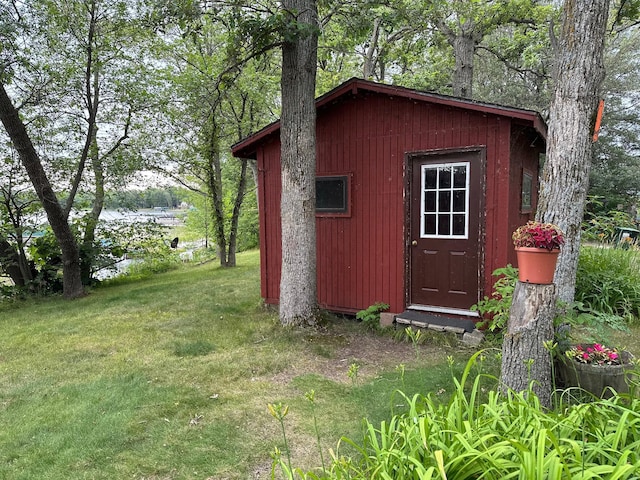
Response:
[[95, 209, 187, 279], [99, 209, 184, 226]]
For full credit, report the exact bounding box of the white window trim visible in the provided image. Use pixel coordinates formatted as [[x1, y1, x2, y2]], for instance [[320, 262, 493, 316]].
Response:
[[420, 162, 470, 239]]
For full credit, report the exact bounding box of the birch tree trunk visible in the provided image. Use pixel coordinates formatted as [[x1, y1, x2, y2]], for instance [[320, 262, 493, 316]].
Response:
[[536, 0, 610, 304], [363, 17, 382, 80], [279, 0, 319, 326]]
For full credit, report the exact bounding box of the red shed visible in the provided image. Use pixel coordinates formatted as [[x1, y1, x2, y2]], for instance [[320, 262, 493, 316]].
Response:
[[232, 78, 546, 329]]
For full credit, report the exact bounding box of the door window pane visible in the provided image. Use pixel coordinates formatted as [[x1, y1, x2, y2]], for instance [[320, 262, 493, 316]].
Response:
[[438, 214, 450, 235], [453, 214, 466, 235], [424, 214, 436, 235], [453, 166, 467, 188], [438, 167, 452, 189], [424, 169, 437, 189], [438, 191, 451, 212], [425, 191, 436, 212], [453, 190, 466, 212]]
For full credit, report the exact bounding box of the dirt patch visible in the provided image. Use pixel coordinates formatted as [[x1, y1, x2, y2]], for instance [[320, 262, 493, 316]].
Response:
[[250, 319, 461, 479], [269, 320, 447, 386]]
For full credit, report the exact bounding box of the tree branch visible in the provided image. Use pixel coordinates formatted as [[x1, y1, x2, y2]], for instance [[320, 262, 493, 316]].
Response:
[[476, 45, 550, 81]]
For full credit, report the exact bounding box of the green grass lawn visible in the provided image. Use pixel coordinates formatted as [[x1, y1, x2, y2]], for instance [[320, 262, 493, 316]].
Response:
[[0, 251, 478, 480]]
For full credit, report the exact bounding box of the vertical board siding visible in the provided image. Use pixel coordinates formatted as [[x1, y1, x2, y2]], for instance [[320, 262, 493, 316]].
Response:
[[260, 141, 283, 304], [257, 90, 543, 315]]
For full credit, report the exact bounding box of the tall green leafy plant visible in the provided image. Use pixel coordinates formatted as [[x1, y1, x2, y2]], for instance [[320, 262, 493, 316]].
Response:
[[471, 265, 518, 332], [582, 201, 637, 243], [282, 352, 640, 479], [576, 245, 640, 321]]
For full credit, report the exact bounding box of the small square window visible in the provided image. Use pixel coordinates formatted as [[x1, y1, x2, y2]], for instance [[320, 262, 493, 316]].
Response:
[[522, 171, 533, 211], [316, 176, 348, 214]]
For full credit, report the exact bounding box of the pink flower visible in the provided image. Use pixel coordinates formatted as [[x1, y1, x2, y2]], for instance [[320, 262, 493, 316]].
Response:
[[568, 343, 622, 366]]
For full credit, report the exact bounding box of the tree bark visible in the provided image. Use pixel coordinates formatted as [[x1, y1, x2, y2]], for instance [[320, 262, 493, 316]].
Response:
[[279, 0, 319, 326], [227, 158, 249, 268], [80, 126, 104, 285], [451, 31, 476, 98], [363, 17, 382, 80], [535, 0, 610, 304], [64, 0, 99, 219], [0, 238, 28, 287], [0, 83, 84, 299], [500, 282, 556, 409], [437, 19, 478, 99], [203, 116, 230, 267], [0, 187, 34, 286]]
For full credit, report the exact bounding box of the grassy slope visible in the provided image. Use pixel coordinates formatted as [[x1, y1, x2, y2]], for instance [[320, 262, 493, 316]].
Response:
[[0, 251, 471, 480]]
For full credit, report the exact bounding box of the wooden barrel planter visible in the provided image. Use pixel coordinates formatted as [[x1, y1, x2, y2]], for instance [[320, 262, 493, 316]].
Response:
[[556, 350, 636, 398]]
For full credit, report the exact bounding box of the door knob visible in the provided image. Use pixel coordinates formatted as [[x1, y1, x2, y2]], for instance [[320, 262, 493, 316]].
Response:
[[411, 240, 418, 246]]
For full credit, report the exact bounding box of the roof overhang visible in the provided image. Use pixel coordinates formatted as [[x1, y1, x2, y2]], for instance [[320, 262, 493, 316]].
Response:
[[231, 77, 547, 159]]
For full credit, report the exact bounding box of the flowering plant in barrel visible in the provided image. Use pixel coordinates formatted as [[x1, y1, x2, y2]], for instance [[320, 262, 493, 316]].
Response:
[[512, 221, 565, 251], [558, 342, 636, 397], [567, 343, 621, 365]]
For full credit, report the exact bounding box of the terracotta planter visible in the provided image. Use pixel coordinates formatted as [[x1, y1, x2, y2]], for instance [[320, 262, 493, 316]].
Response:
[[556, 351, 636, 398], [515, 247, 560, 284]]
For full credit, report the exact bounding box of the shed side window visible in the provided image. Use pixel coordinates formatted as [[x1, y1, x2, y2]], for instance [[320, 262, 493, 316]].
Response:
[[316, 176, 348, 214], [521, 171, 533, 211]]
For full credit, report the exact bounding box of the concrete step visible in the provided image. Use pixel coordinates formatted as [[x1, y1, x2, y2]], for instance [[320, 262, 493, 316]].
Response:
[[394, 311, 485, 346]]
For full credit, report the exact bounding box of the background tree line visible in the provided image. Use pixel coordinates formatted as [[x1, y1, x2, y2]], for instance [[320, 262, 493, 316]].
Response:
[[1, 0, 639, 304], [104, 187, 185, 210]]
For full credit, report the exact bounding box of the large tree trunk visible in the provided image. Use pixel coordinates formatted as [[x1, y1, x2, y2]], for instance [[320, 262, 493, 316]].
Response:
[[80, 114, 103, 284], [500, 282, 556, 409], [227, 158, 249, 268], [536, 0, 610, 304], [363, 17, 382, 80], [0, 84, 84, 298], [437, 19, 477, 99], [204, 117, 230, 267], [279, 0, 319, 327], [452, 32, 476, 98]]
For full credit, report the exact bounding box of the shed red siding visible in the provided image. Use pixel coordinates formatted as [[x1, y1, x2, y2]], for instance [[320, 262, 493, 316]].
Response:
[[232, 79, 546, 316]]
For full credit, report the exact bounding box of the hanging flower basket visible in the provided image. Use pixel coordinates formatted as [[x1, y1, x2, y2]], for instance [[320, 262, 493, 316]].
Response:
[[512, 221, 564, 284], [556, 344, 636, 398]]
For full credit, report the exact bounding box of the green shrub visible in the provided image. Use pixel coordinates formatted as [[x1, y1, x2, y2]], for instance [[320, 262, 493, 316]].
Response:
[[123, 239, 180, 277], [471, 265, 518, 332], [355, 302, 389, 331], [582, 206, 637, 243], [554, 301, 631, 352], [576, 245, 640, 321]]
